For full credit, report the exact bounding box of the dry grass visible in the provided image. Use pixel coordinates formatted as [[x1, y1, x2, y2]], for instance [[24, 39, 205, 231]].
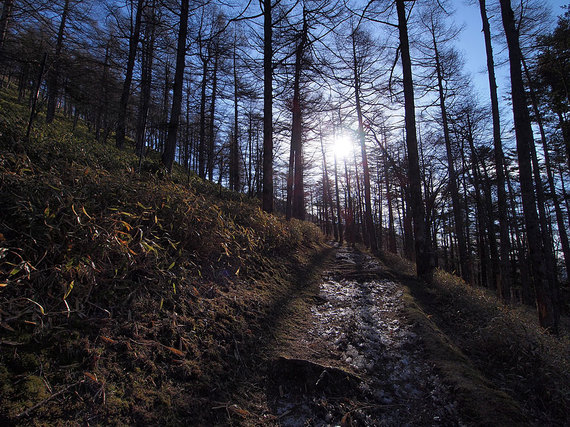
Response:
[[0, 88, 324, 425], [389, 253, 570, 425]]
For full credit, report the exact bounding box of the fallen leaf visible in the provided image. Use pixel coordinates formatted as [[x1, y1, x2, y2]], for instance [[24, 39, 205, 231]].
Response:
[[165, 346, 185, 357], [84, 372, 98, 383], [100, 336, 117, 344], [228, 405, 250, 417]]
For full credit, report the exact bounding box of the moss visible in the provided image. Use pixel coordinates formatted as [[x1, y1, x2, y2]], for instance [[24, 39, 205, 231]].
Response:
[[403, 292, 525, 425]]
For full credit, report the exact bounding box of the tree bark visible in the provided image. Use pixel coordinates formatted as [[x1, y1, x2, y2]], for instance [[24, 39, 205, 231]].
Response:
[[116, 0, 144, 148], [396, 0, 433, 282], [334, 153, 343, 244], [198, 48, 208, 178], [262, 0, 273, 213], [230, 32, 240, 191], [478, 0, 512, 301], [0, 0, 14, 53], [207, 44, 219, 181], [291, 10, 308, 221], [352, 30, 377, 252], [46, 0, 71, 124], [522, 56, 570, 281], [136, 2, 156, 157], [431, 31, 471, 284], [498, 0, 559, 333], [162, 0, 189, 172]]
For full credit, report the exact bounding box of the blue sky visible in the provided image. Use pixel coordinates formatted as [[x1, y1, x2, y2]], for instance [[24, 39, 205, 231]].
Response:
[[456, 0, 568, 99]]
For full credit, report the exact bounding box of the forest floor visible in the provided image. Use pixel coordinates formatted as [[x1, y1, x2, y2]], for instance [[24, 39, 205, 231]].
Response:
[[1, 88, 569, 426], [226, 244, 569, 426], [262, 244, 461, 426]]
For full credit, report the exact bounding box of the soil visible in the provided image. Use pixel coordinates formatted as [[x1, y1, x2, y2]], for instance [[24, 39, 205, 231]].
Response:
[[258, 245, 461, 426]]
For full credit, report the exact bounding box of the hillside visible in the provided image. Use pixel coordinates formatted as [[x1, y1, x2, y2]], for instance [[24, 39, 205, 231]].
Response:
[[1, 90, 570, 426], [0, 90, 325, 424]]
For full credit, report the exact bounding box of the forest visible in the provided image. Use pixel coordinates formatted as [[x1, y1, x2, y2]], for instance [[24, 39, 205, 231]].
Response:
[[1, 0, 570, 424]]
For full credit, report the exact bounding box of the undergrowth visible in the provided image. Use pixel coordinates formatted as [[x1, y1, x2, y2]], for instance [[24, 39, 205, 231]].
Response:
[[0, 88, 323, 424], [391, 247, 570, 425]]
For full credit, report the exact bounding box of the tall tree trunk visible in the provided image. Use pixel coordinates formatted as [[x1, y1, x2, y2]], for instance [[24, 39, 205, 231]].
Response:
[[116, 0, 144, 148], [0, 0, 14, 54], [286, 132, 295, 220], [162, 0, 189, 172], [384, 146, 397, 253], [198, 52, 208, 178], [136, 3, 156, 157], [479, 0, 511, 301], [432, 32, 471, 284], [230, 33, 240, 191], [291, 10, 308, 221], [345, 158, 354, 246], [498, 0, 559, 334], [396, 0, 433, 282], [352, 31, 378, 252], [46, 0, 70, 124], [466, 123, 499, 290], [334, 153, 343, 244], [522, 56, 570, 281], [262, 0, 273, 213], [158, 63, 170, 152], [207, 48, 219, 181], [26, 52, 47, 140]]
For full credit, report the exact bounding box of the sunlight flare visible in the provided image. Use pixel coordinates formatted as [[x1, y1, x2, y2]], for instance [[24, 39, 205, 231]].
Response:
[[332, 134, 354, 160]]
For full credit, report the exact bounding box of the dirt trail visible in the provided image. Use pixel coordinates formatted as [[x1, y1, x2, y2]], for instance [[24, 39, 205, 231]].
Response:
[[266, 245, 461, 426]]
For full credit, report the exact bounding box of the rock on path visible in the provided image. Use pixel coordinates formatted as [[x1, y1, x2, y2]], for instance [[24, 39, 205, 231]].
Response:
[[270, 246, 460, 426]]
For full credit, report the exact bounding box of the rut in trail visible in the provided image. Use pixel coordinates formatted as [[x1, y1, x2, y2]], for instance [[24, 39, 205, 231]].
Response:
[[269, 245, 460, 426]]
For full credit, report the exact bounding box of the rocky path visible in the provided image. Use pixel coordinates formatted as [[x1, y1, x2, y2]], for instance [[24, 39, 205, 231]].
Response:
[[267, 245, 461, 426]]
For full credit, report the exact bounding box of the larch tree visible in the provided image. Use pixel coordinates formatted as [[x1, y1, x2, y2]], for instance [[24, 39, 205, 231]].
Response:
[[162, 0, 190, 172], [395, 0, 434, 282], [262, 0, 274, 213], [115, 0, 144, 149], [136, 0, 158, 158], [419, 5, 472, 284], [476, 0, 512, 301], [498, 0, 559, 333], [45, 0, 71, 124], [350, 26, 378, 252]]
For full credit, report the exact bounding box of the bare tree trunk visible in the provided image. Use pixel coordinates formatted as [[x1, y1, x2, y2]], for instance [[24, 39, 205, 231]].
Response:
[[162, 0, 189, 172], [291, 10, 308, 221], [499, 0, 559, 333], [384, 146, 397, 253], [26, 52, 47, 140], [352, 30, 377, 252], [136, 2, 156, 157], [207, 48, 219, 181], [116, 0, 144, 148], [345, 158, 355, 247], [334, 153, 343, 244], [522, 56, 570, 281], [262, 0, 273, 213], [432, 32, 471, 284], [396, 0, 433, 282], [46, 0, 70, 124], [198, 51, 208, 178], [0, 0, 14, 55], [479, 0, 512, 301], [158, 63, 169, 152], [230, 33, 240, 191]]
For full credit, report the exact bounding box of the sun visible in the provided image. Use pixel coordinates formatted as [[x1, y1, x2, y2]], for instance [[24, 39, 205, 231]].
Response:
[[332, 134, 354, 159]]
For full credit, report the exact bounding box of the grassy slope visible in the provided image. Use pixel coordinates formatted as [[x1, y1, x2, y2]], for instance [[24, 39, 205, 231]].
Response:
[[0, 90, 325, 425], [380, 253, 570, 426], [2, 89, 570, 426]]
